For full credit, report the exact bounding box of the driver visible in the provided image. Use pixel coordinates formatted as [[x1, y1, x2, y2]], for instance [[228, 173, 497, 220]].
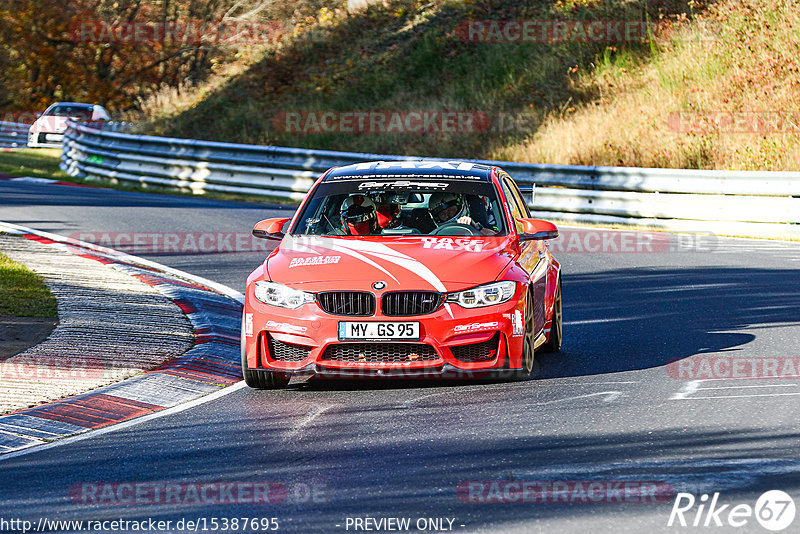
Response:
[[428, 192, 477, 228], [340, 195, 379, 235]]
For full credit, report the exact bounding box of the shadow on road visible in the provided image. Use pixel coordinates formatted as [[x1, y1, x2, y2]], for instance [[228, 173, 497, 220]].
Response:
[[537, 266, 800, 379], [294, 266, 800, 390]]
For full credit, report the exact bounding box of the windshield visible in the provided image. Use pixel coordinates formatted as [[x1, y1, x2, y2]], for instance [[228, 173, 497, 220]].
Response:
[[44, 105, 93, 119], [292, 179, 507, 237]]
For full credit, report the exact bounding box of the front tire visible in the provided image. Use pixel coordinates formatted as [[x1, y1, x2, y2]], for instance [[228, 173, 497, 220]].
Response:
[[513, 289, 536, 380]]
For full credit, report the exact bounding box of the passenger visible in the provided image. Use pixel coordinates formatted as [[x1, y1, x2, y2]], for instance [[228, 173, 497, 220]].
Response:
[[428, 192, 497, 235], [430, 191, 485, 227]]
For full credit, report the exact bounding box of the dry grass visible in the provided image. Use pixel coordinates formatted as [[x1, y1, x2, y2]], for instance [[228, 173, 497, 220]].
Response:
[[495, 0, 800, 169], [123, 49, 266, 124], [141, 0, 800, 170]]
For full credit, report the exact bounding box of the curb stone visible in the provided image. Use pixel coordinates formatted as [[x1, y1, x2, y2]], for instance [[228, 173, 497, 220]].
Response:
[[0, 224, 244, 454], [0, 234, 194, 413]]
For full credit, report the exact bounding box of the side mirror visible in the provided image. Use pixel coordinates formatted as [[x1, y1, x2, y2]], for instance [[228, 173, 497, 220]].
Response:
[[252, 217, 290, 240], [516, 218, 558, 241]]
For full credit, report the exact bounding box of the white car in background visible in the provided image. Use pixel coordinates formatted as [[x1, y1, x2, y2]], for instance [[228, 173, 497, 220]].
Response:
[[27, 102, 110, 148]]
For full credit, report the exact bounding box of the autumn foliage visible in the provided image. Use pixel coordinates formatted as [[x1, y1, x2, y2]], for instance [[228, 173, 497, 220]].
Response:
[[0, 0, 329, 115]]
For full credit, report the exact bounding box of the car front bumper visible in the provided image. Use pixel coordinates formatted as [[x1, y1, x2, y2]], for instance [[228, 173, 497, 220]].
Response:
[[243, 289, 527, 377], [27, 131, 64, 148]]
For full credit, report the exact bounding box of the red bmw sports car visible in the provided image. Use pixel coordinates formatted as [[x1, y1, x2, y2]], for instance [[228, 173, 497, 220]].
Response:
[[242, 161, 562, 388]]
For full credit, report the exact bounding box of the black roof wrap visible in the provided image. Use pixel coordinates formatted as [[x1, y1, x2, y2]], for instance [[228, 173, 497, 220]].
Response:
[[323, 161, 494, 182]]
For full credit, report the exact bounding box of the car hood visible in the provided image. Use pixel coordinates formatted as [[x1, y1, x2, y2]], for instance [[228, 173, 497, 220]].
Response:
[[265, 235, 517, 293]]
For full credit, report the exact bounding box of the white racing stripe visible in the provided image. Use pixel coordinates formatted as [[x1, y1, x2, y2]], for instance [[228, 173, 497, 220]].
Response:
[[284, 236, 400, 283], [327, 244, 401, 284], [284, 235, 448, 292], [284, 236, 455, 318]]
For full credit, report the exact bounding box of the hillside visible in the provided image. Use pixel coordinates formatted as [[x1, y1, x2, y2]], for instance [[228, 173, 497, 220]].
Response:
[[147, 0, 800, 171]]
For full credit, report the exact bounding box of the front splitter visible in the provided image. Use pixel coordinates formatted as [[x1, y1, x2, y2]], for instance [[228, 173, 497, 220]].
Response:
[[285, 363, 520, 380]]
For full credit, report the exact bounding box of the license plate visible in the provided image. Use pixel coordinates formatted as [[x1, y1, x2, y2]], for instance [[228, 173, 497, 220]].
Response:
[[45, 133, 63, 141], [338, 321, 420, 341]]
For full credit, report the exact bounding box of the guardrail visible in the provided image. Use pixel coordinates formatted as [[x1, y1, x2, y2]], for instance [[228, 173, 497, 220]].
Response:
[[60, 121, 800, 240], [0, 121, 29, 147]]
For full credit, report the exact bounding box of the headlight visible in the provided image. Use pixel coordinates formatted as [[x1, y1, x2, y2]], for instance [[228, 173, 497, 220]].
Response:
[[254, 281, 315, 309], [446, 281, 517, 308]]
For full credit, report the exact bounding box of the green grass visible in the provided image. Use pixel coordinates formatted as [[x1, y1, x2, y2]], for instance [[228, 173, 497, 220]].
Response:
[[0, 149, 67, 180], [0, 251, 58, 318]]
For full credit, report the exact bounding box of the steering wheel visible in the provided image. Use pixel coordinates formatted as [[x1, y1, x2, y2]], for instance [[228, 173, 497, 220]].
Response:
[[429, 223, 480, 236]]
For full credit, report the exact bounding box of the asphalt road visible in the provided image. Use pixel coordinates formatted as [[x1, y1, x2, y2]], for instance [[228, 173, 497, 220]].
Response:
[[1, 179, 800, 533]]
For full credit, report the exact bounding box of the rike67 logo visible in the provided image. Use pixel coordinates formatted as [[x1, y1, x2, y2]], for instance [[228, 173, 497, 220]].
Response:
[[668, 490, 796, 531]]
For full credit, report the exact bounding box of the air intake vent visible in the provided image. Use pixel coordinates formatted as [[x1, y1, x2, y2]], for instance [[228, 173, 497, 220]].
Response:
[[267, 335, 312, 362], [450, 333, 501, 363], [317, 291, 375, 316], [320, 343, 438, 363], [381, 291, 443, 316]]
